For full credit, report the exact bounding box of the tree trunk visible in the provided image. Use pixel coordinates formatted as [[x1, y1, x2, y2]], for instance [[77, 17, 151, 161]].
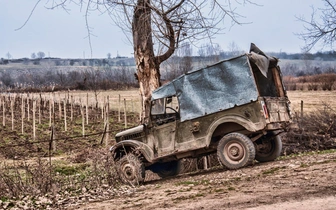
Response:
[[133, 0, 160, 123]]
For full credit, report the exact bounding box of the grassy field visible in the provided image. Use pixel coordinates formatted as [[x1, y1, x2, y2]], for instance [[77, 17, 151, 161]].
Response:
[[287, 90, 336, 113]]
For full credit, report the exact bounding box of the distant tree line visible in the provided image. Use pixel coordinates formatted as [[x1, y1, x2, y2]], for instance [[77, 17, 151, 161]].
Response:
[[0, 66, 138, 92], [268, 51, 336, 61], [0, 57, 136, 67], [2, 50, 336, 67], [1, 44, 336, 92]]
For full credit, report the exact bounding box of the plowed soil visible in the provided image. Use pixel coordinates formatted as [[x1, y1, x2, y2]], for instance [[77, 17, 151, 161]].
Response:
[[73, 151, 336, 210]]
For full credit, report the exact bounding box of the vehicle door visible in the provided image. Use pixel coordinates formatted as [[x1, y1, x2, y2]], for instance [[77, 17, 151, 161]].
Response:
[[150, 97, 179, 157]]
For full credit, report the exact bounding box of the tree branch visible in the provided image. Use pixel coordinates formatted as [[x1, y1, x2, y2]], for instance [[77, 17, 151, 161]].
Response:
[[15, 0, 43, 31]]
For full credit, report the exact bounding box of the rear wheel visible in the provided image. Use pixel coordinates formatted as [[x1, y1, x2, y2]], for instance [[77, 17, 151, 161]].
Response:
[[255, 132, 282, 162], [116, 153, 145, 185], [217, 133, 255, 169]]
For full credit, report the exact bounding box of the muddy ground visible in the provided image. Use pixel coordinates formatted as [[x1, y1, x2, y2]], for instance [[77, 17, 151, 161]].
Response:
[[69, 151, 336, 210]]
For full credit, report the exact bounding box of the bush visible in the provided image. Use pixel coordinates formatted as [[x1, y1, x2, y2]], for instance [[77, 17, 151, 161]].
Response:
[[319, 74, 336, 91], [307, 83, 319, 91], [283, 104, 336, 155], [0, 148, 121, 208]]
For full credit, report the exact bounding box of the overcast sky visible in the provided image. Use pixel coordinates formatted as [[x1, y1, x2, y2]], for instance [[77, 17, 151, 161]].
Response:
[[0, 0, 329, 59]]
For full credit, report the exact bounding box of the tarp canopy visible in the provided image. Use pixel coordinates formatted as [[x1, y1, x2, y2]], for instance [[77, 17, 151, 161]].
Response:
[[152, 54, 259, 122], [151, 43, 279, 122]]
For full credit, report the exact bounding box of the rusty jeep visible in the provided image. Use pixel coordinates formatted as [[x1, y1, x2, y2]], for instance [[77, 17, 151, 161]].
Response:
[[110, 44, 292, 185]]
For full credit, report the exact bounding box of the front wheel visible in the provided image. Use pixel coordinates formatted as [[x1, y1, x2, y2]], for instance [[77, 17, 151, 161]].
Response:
[[255, 132, 282, 162], [217, 133, 255, 169], [116, 153, 145, 185]]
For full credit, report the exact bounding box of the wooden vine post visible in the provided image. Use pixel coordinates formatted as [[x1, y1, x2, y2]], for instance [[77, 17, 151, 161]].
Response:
[[52, 94, 56, 152], [124, 98, 127, 128], [11, 98, 14, 131], [118, 94, 121, 122], [33, 99, 36, 141], [64, 99, 67, 131], [101, 97, 105, 119], [105, 96, 110, 146], [27, 94, 30, 121], [49, 93, 52, 127], [80, 100, 85, 137], [86, 93, 89, 125], [70, 95, 73, 122], [39, 94, 41, 124], [58, 94, 62, 119], [3, 97, 5, 127], [21, 95, 24, 134]]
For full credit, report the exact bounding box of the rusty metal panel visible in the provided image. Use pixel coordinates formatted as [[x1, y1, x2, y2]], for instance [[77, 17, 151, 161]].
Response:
[[265, 97, 290, 122], [152, 55, 259, 122], [271, 67, 285, 97]]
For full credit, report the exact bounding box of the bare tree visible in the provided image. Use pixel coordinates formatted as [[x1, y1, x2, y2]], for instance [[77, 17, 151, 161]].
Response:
[[227, 41, 243, 57], [84, 67, 102, 108], [162, 41, 194, 80], [56, 70, 68, 87], [29, 0, 253, 121], [197, 43, 222, 66], [31, 52, 37, 59], [179, 42, 193, 74], [0, 71, 13, 87], [297, 0, 336, 52], [6, 52, 12, 60], [37, 51, 46, 59]]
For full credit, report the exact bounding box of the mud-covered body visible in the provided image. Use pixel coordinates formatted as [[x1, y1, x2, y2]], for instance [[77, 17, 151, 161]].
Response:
[[110, 45, 292, 183]]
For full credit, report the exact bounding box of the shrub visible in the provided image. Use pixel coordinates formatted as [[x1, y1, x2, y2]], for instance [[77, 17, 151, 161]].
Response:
[[0, 148, 121, 208], [307, 83, 319, 91], [283, 104, 336, 155]]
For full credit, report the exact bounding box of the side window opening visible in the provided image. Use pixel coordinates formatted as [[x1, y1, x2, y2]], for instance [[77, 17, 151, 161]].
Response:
[[151, 96, 179, 125], [165, 96, 179, 114]]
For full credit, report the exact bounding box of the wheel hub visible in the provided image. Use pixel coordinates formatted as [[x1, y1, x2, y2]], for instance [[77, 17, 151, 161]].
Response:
[[256, 140, 273, 154], [122, 163, 135, 179], [225, 142, 245, 161], [230, 147, 239, 156]]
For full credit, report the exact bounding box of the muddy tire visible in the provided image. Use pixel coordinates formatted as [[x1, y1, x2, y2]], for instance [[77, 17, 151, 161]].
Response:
[[255, 133, 282, 162], [116, 153, 145, 185], [150, 160, 181, 178], [217, 133, 255, 169]]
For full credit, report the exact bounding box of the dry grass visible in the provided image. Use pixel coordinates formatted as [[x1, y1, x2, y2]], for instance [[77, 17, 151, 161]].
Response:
[[287, 90, 336, 113]]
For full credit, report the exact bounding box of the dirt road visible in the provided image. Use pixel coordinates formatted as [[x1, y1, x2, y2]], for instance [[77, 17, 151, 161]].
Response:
[[73, 152, 336, 210]]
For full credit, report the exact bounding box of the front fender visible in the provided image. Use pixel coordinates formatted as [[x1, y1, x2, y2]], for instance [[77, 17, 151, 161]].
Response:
[[109, 140, 154, 163]]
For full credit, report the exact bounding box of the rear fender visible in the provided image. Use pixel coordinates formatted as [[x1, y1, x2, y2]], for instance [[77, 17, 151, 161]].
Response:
[[206, 115, 261, 146], [109, 140, 154, 163]]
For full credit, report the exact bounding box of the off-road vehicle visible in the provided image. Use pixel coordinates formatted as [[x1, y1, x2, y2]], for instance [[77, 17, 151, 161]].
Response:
[[110, 44, 292, 185]]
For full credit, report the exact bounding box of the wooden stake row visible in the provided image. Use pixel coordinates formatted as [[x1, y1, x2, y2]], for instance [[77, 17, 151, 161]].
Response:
[[0, 93, 137, 148]]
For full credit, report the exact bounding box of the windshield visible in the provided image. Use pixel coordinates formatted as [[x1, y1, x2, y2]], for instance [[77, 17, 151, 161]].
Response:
[[151, 98, 165, 115]]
